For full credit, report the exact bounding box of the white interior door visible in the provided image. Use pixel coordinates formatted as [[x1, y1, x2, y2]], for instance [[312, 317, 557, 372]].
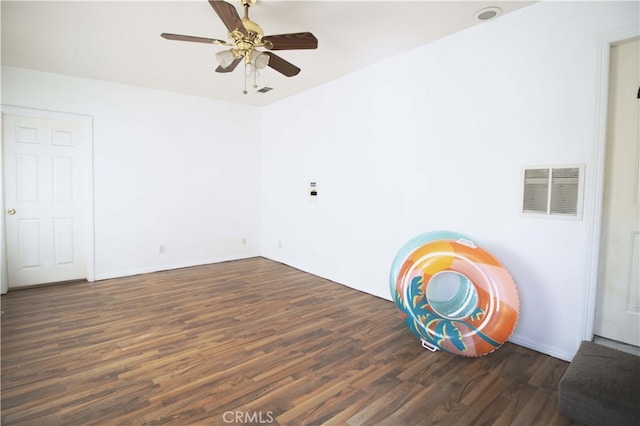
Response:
[[594, 38, 640, 347], [3, 113, 87, 287]]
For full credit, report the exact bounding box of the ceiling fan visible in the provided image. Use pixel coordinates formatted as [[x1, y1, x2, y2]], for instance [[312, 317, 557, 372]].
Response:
[[161, 0, 318, 94]]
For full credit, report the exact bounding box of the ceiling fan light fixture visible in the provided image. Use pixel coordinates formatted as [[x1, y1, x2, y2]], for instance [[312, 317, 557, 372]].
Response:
[[246, 63, 259, 78], [216, 49, 237, 69], [251, 49, 270, 69]]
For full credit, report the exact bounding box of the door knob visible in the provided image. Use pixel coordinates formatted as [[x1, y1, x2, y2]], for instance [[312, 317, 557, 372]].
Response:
[[7, 208, 16, 215]]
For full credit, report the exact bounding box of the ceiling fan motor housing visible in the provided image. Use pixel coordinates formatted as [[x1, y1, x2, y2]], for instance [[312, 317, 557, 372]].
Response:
[[230, 27, 265, 62]]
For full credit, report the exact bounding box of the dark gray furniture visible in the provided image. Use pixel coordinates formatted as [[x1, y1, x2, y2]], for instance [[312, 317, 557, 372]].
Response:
[[558, 340, 640, 426]]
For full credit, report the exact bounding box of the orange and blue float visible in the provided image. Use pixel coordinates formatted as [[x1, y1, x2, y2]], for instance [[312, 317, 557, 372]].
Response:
[[390, 231, 519, 357]]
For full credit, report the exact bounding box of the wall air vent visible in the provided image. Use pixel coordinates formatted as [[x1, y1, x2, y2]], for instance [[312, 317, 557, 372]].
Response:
[[522, 165, 585, 219], [257, 87, 273, 93]]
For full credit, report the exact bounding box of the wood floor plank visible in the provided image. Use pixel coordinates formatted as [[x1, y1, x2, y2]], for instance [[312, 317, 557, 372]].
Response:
[[1, 257, 579, 425]]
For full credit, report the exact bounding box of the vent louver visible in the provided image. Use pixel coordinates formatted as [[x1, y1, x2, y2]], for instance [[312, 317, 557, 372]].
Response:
[[522, 165, 584, 219], [523, 169, 549, 214]]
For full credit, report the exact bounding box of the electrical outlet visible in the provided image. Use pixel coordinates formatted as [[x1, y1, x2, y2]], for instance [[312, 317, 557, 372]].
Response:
[[278, 241, 282, 249], [242, 238, 247, 245], [159, 245, 166, 254]]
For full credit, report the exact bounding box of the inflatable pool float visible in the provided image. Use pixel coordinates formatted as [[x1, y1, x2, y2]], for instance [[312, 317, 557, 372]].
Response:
[[390, 231, 519, 357]]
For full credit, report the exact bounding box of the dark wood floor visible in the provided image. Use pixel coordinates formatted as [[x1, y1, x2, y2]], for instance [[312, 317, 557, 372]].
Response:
[[1, 257, 578, 425]]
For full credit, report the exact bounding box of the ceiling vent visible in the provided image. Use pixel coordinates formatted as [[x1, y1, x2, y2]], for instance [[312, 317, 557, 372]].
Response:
[[257, 87, 273, 93], [474, 6, 502, 21], [522, 165, 585, 219]]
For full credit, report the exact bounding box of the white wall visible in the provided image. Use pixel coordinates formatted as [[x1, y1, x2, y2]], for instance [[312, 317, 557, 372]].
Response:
[[260, 1, 639, 361], [2, 1, 637, 361], [2, 67, 262, 281]]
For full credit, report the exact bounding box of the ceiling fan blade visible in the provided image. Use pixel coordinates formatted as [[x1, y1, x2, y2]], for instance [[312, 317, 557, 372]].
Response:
[[262, 32, 318, 50], [264, 52, 300, 77], [209, 0, 246, 35], [161, 33, 227, 45], [215, 57, 243, 73]]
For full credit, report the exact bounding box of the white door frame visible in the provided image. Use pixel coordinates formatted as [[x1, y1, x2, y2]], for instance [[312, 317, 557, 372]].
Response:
[[1, 105, 95, 293], [583, 25, 640, 342]]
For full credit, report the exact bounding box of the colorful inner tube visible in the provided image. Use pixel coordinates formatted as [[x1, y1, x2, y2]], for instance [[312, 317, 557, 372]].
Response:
[[390, 232, 519, 357]]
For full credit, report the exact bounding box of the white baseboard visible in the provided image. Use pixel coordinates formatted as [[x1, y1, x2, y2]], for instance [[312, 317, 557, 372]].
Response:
[[508, 333, 575, 362], [94, 253, 260, 281]]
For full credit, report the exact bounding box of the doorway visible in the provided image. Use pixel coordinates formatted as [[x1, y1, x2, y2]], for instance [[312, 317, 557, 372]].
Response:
[[593, 37, 640, 353], [1, 106, 94, 292]]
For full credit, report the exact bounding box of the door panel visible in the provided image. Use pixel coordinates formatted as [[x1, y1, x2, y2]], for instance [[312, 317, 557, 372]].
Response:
[[53, 155, 74, 201], [18, 219, 42, 268], [54, 217, 75, 265], [595, 38, 640, 346], [17, 154, 39, 201], [3, 114, 87, 287]]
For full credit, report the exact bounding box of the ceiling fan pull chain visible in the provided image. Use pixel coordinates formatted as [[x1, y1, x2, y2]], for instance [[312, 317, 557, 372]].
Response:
[[243, 61, 248, 94], [252, 64, 258, 89]]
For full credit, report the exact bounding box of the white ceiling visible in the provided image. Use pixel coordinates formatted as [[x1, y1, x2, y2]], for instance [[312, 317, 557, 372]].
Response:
[[1, 0, 536, 107]]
